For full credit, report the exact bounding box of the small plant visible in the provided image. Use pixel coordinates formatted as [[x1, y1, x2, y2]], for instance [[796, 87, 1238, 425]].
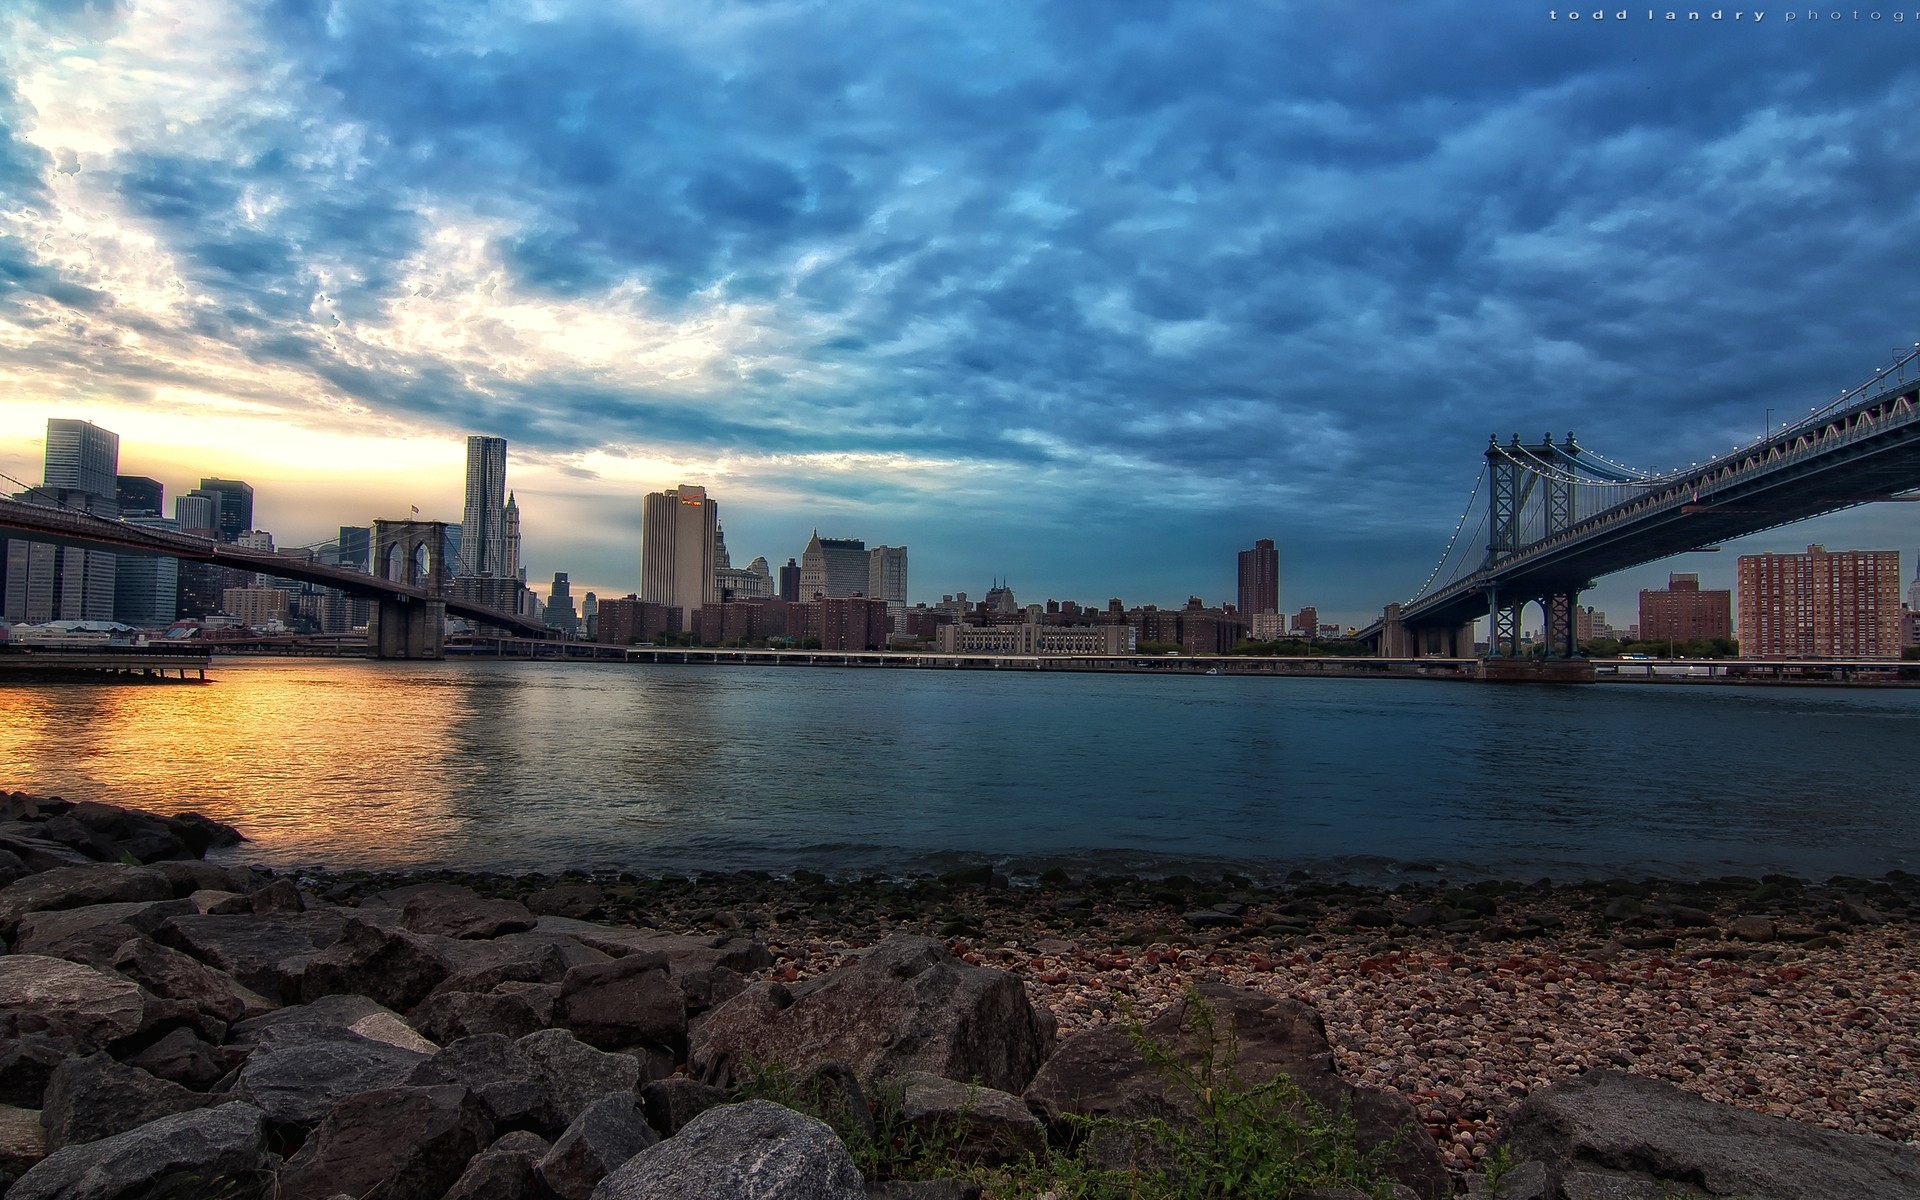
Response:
[[1482, 1142, 1514, 1197]]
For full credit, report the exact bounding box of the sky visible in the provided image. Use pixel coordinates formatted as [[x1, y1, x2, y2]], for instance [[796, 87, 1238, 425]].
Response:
[[4, 1, 1920, 623]]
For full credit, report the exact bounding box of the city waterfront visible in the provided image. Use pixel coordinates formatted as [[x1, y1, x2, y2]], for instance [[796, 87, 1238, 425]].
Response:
[[3, 657, 1916, 882]]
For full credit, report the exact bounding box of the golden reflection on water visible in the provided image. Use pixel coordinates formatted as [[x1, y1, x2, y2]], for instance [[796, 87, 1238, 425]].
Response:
[[0, 660, 478, 867]]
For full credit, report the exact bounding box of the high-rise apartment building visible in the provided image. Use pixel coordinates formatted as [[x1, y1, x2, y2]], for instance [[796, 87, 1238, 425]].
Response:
[[1736, 546, 1902, 658], [778, 558, 801, 602], [196, 479, 253, 543], [798, 533, 869, 599], [867, 545, 908, 606], [1638, 573, 1732, 644], [115, 475, 164, 516], [641, 484, 718, 618], [458, 436, 508, 577], [1237, 538, 1279, 616]]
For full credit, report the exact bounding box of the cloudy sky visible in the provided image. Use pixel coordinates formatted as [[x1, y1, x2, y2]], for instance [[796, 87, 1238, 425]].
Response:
[[4, 1, 1920, 621]]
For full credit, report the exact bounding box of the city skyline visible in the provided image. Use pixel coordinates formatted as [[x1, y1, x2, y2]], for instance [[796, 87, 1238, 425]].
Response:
[[4, 5, 1920, 617]]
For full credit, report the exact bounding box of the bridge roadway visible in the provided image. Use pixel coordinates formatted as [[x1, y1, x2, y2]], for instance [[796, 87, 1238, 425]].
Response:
[[0, 496, 550, 639], [1363, 370, 1920, 641]]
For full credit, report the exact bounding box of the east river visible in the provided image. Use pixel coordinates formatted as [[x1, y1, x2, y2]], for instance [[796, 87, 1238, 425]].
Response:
[[3, 658, 1917, 883]]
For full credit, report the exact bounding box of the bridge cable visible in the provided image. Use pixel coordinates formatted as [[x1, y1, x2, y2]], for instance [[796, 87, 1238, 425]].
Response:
[[1405, 462, 1488, 604]]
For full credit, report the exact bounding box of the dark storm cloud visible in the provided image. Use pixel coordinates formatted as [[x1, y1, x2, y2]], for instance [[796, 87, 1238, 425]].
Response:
[[8, 0, 1920, 606]]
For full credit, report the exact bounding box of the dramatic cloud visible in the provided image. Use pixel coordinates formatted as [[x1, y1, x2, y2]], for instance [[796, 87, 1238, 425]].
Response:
[[4, 0, 1919, 614]]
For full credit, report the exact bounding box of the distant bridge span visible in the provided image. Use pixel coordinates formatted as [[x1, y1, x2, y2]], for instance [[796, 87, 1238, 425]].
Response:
[[1361, 351, 1920, 664], [0, 496, 551, 649]]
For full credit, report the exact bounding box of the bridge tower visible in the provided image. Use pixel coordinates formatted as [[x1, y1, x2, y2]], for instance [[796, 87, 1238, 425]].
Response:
[[1483, 433, 1588, 660], [367, 520, 450, 659]]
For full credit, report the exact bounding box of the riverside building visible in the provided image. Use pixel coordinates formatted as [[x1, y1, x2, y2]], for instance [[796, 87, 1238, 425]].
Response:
[[1237, 538, 1279, 619], [1736, 545, 1902, 659], [3, 419, 121, 623], [1638, 573, 1732, 645], [458, 436, 509, 578], [641, 485, 719, 620]]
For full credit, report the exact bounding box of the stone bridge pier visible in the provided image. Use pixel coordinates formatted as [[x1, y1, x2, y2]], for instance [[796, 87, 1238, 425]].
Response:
[[367, 520, 449, 659]]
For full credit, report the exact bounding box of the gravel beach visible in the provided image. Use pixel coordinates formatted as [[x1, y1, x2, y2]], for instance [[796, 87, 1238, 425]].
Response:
[[290, 862, 1920, 1179]]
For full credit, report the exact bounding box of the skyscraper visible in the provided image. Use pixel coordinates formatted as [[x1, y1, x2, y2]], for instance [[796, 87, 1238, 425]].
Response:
[[196, 478, 254, 543], [503, 492, 522, 581], [175, 492, 217, 534], [641, 484, 718, 622], [1237, 538, 1279, 617], [546, 572, 578, 635], [779, 558, 801, 602], [115, 475, 164, 516], [868, 545, 908, 605], [46, 419, 119, 498], [458, 436, 508, 577], [799, 533, 869, 599]]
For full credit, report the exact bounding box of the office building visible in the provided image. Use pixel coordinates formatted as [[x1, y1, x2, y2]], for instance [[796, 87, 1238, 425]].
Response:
[[1737, 546, 1902, 658], [115, 475, 163, 516], [45, 419, 119, 498], [221, 587, 289, 628], [778, 558, 801, 602], [1238, 538, 1279, 617], [175, 493, 217, 534], [1639, 573, 1732, 645], [713, 525, 775, 599], [504, 492, 522, 580], [458, 436, 508, 577], [868, 545, 908, 606], [114, 516, 180, 626], [546, 572, 579, 635], [798, 533, 868, 599], [337, 526, 372, 572], [937, 622, 1135, 655], [196, 478, 253, 543], [641, 484, 718, 617]]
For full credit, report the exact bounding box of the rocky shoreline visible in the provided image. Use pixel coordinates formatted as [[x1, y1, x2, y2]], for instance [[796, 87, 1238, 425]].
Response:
[[2, 791, 1918, 1199]]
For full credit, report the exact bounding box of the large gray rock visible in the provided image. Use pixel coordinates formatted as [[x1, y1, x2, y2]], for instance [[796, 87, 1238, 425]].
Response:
[[443, 1130, 550, 1200], [112, 935, 274, 1026], [380, 882, 538, 939], [13, 900, 193, 955], [228, 993, 436, 1054], [124, 1026, 230, 1091], [6, 1101, 270, 1200], [229, 1024, 430, 1129], [276, 1084, 493, 1200], [537, 1094, 659, 1200], [1502, 1070, 1920, 1200], [0, 865, 173, 937], [590, 1100, 865, 1200], [639, 1076, 730, 1137], [0, 956, 144, 1051], [0, 1034, 79, 1107], [1024, 983, 1447, 1200], [893, 1070, 1044, 1167], [406, 1033, 551, 1129], [554, 953, 687, 1055], [688, 934, 1054, 1094], [41, 1052, 214, 1151], [518, 1028, 643, 1133], [428, 929, 609, 995], [412, 983, 555, 1043], [155, 911, 348, 1001], [296, 916, 452, 1010], [534, 919, 771, 1015], [154, 860, 264, 898], [0, 1103, 46, 1191]]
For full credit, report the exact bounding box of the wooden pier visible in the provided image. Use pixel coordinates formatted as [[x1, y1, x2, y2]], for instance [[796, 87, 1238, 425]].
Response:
[[0, 647, 211, 682]]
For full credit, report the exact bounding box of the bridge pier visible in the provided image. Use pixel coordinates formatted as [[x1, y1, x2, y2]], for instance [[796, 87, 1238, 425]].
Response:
[[367, 597, 446, 659]]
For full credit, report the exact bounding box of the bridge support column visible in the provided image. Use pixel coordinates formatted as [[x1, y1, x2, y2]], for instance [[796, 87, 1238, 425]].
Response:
[[1485, 586, 1521, 658], [1378, 603, 1412, 658], [1543, 591, 1580, 659], [368, 597, 446, 659]]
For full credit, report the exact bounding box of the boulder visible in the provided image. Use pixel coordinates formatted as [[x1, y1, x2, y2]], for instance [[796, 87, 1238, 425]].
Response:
[[6, 1102, 270, 1200], [590, 1100, 865, 1200], [554, 953, 687, 1055], [276, 1084, 493, 1200], [1024, 983, 1447, 1200], [893, 1070, 1045, 1167], [296, 917, 452, 1010], [1501, 1070, 1920, 1200], [384, 883, 538, 939], [113, 935, 273, 1025], [163, 811, 244, 854], [58, 802, 200, 863], [13, 899, 194, 954], [248, 877, 305, 913], [231, 993, 438, 1055], [124, 1026, 230, 1091], [406, 1033, 552, 1130], [443, 1130, 551, 1200], [429, 930, 609, 995], [538, 1094, 659, 1200], [0, 955, 144, 1051], [518, 1028, 642, 1132], [40, 1052, 213, 1151], [0, 1103, 46, 1191], [639, 1076, 731, 1138], [534, 920, 771, 1014], [155, 860, 264, 898], [155, 911, 348, 1001], [412, 984, 555, 1043], [9, 920, 148, 971], [0, 848, 24, 889], [0, 865, 173, 937], [229, 1024, 430, 1129], [688, 934, 1054, 1094], [0, 1034, 80, 1107], [0, 828, 92, 874], [526, 884, 606, 919]]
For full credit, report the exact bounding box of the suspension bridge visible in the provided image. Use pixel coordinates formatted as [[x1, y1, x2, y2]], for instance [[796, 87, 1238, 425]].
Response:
[[1357, 347, 1920, 677]]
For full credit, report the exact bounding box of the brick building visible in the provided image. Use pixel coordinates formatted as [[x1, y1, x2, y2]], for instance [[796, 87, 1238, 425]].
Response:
[[1638, 573, 1732, 644], [1736, 546, 1901, 658]]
